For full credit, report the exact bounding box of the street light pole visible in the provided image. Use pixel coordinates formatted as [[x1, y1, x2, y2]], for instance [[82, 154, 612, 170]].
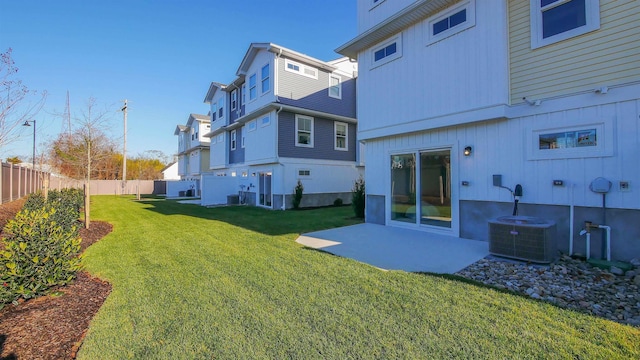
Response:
[[22, 119, 36, 170]]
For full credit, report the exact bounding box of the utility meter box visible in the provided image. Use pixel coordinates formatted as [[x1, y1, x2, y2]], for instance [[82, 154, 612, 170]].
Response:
[[590, 177, 612, 193]]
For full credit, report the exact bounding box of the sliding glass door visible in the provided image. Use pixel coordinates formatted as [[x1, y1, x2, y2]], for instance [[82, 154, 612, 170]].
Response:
[[390, 149, 452, 229]]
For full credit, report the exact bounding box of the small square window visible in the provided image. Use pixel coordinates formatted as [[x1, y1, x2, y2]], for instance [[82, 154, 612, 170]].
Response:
[[260, 116, 270, 127], [247, 120, 257, 132], [298, 169, 311, 177]]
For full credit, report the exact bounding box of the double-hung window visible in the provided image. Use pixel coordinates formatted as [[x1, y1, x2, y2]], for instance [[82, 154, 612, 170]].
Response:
[[295, 115, 313, 148], [230, 130, 237, 150], [242, 83, 246, 105], [261, 64, 270, 93], [249, 74, 257, 100], [211, 103, 217, 121], [530, 0, 600, 49], [329, 75, 342, 99], [231, 89, 237, 110], [334, 122, 348, 151], [218, 98, 224, 119]]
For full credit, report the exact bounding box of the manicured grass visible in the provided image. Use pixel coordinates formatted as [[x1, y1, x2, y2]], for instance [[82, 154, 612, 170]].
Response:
[[79, 196, 640, 359]]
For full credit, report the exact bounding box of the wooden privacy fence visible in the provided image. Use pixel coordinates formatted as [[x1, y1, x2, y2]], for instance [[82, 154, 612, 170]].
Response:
[[1, 162, 157, 204]]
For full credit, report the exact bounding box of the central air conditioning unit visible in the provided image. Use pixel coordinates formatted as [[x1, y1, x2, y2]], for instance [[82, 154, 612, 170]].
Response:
[[488, 216, 557, 263]]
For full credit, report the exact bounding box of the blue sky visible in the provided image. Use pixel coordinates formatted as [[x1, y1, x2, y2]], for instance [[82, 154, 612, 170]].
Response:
[[0, 0, 356, 162]]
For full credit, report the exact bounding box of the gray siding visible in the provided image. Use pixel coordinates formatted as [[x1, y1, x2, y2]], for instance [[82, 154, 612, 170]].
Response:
[[277, 57, 356, 118], [228, 128, 245, 164], [278, 111, 356, 161]]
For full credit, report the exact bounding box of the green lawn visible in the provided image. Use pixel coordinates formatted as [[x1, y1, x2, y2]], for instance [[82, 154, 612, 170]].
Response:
[[79, 196, 640, 359]]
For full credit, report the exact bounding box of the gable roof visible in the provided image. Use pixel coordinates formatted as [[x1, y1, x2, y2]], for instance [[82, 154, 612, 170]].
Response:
[[336, 0, 453, 59], [203, 82, 227, 104], [236, 42, 338, 76], [174, 125, 188, 135]]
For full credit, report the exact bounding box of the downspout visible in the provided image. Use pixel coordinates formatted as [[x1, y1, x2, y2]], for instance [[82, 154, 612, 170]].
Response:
[[275, 48, 282, 103], [276, 105, 285, 210]]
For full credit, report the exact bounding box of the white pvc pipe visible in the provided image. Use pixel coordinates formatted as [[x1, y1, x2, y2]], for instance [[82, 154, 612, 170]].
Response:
[[598, 225, 611, 261], [569, 183, 575, 256]]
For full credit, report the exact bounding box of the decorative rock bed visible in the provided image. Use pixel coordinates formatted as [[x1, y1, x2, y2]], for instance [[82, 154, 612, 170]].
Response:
[[456, 255, 640, 327]]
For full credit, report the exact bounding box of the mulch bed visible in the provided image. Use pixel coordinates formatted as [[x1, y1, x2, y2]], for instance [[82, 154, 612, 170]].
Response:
[[0, 200, 113, 360]]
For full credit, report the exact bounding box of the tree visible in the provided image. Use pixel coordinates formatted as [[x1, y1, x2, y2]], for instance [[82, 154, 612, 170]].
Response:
[[0, 48, 47, 152], [47, 97, 115, 229], [6, 156, 21, 164]]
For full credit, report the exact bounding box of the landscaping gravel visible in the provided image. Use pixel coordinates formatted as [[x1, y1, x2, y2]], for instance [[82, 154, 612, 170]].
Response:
[[456, 255, 640, 327]]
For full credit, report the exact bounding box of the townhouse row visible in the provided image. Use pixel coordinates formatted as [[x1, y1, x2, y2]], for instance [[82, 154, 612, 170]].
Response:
[[175, 0, 640, 261], [175, 43, 362, 209]]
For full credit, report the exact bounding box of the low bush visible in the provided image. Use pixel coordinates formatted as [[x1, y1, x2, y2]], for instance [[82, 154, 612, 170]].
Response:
[[333, 198, 343, 207], [352, 177, 365, 218], [23, 188, 83, 234], [0, 207, 82, 307], [292, 180, 304, 209]]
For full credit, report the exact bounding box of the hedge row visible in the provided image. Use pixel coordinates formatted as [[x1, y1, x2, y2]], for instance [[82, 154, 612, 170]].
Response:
[[1, 188, 84, 307]]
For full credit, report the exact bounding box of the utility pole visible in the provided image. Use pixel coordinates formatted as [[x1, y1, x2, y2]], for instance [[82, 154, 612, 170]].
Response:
[[121, 99, 128, 194]]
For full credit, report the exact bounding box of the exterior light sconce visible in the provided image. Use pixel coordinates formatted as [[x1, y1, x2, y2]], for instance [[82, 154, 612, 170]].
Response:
[[463, 146, 472, 156], [522, 97, 541, 106], [594, 86, 608, 94]]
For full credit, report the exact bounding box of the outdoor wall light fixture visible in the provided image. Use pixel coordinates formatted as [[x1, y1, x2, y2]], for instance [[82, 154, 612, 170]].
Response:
[[464, 146, 472, 156]]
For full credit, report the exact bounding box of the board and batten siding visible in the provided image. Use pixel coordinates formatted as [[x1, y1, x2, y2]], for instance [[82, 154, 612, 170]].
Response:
[[276, 57, 356, 118], [509, 0, 640, 104], [365, 97, 640, 210], [356, 1, 509, 137]]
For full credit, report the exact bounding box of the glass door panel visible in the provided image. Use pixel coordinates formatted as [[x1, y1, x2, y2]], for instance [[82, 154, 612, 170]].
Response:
[[258, 172, 272, 207], [420, 150, 451, 228], [390, 154, 416, 223]]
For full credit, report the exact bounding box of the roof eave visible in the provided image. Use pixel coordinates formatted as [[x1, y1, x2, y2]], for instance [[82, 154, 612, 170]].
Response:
[[336, 0, 453, 58]]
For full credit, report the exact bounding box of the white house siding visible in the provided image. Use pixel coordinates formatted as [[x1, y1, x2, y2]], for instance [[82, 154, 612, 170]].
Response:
[[243, 49, 275, 114], [357, 1, 509, 140], [243, 110, 278, 164], [358, 0, 422, 33], [200, 174, 239, 206], [509, 0, 640, 104], [210, 138, 227, 169], [365, 89, 640, 260]]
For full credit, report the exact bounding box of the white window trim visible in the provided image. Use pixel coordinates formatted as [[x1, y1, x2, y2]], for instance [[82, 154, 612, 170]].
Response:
[[284, 59, 318, 79], [334, 122, 348, 151], [241, 129, 246, 148], [249, 73, 257, 101], [371, 35, 402, 69], [261, 63, 270, 94], [370, 0, 385, 10], [231, 89, 237, 110], [241, 84, 246, 105], [329, 74, 342, 99], [260, 115, 271, 127], [247, 120, 257, 132], [527, 118, 613, 160], [530, 0, 600, 49], [425, 0, 476, 46], [230, 130, 237, 151], [295, 114, 314, 148], [297, 169, 312, 178]]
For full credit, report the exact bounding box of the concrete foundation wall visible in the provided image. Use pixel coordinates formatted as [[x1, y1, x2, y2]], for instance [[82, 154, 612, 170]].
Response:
[[365, 194, 385, 225], [460, 200, 640, 262], [280, 192, 352, 210]]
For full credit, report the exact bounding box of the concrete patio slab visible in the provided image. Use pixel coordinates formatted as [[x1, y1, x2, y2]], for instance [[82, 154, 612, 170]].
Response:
[[296, 223, 489, 274]]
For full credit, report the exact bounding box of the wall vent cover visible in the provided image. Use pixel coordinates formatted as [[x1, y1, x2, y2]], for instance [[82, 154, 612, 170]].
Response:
[[488, 216, 557, 263]]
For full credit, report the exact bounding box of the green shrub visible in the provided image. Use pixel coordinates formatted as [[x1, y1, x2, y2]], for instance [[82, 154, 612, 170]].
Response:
[[333, 198, 344, 207], [292, 180, 304, 209], [0, 207, 82, 307], [23, 188, 83, 234], [352, 177, 365, 218]]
